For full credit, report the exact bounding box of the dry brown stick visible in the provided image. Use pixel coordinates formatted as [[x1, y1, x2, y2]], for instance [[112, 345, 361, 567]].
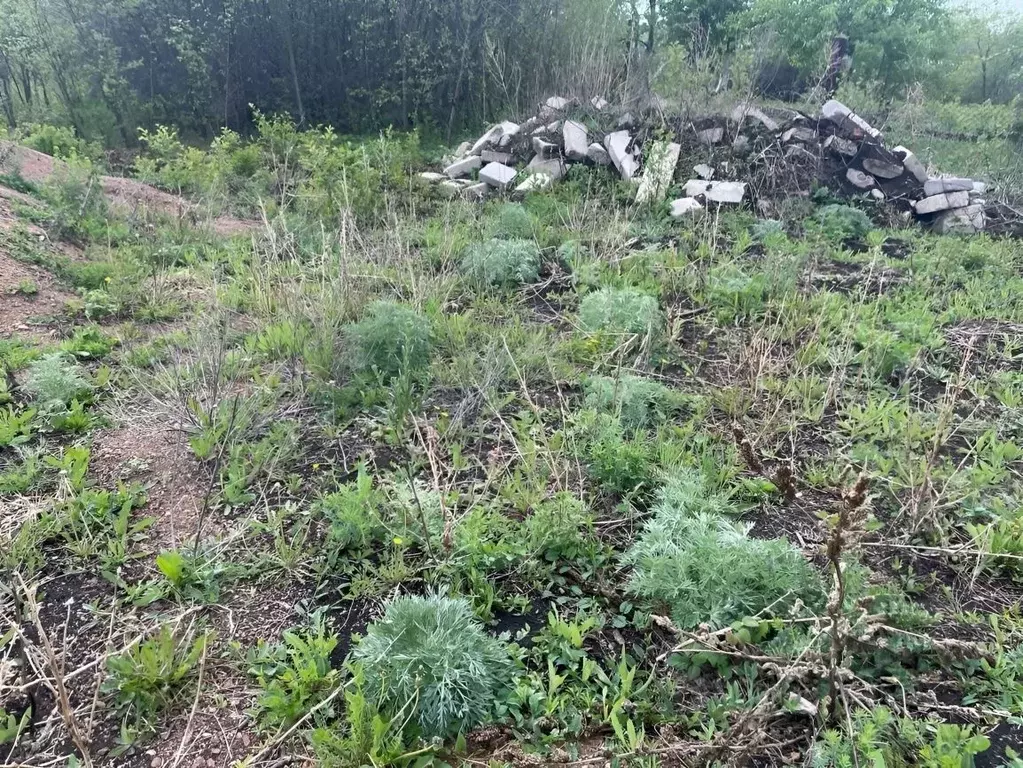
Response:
[[171, 635, 210, 768]]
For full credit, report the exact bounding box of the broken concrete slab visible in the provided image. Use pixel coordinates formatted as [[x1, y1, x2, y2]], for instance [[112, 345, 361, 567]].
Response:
[[605, 130, 639, 180], [461, 182, 491, 201], [587, 143, 610, 165], [481, 150, 513, 164], [894, 146, 927, 183], [862, 157, 904, 179], [698, 127, 725, 145], [515, 174, 553, 193], [821, 99, 881, 138], [972, 181, 987, 195], [469, 125, 504, 155], [933, 204, 985, 233], [705, 181, 746, 204], [846, 169, 876, 189], [684, 179, 712, 197], [563, 120, 589, 161], [419, 171, 446, 182], [591, 96, 609, 111], [526, 155, 566, 181], [454, 141, 472, 157], [670, 197, 703, 217], [479, 162, 517, 190], [923, 177, 974, 196], [444, 155, 482, 179], [544, 95, 570, 111], [694, 163, 715, 180], [731, 104, 780, 132], [914, 190, 970, 214], [438, 180, 469, 197], [781, 126, 816, 143], [824, 135, 859, 157], [532, 137, 558, 158], [636, 140, 681, 204]]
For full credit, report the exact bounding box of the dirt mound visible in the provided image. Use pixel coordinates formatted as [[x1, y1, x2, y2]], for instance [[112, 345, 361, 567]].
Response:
[[0, 141, 255, 237]]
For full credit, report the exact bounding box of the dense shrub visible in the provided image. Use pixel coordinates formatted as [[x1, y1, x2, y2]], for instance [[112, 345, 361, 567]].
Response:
[[23, 124, 102, 162], [461, 238, 541, 288], [488, 202, 534, 240], [346, 301, 431, 379], [352, 594, 511, 739], [623, 471, 822, 628], [583, 374, 679, 430], [578, 287, 661, 335], [811, 204, 873, 242]]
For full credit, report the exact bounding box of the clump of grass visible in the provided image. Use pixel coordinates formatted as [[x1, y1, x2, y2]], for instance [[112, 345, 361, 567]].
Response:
[[23, 353, 92, 409], [461, 238, 541, 288], [346, 300, 431, 379], [623, 470, 823, 628], [351, 593, 511, 739], [578, 287, 661, 335], [583, 374, 680, 430]]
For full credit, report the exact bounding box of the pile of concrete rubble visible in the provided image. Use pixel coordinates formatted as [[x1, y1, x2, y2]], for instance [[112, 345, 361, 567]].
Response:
[[420, 96, 994, 235]]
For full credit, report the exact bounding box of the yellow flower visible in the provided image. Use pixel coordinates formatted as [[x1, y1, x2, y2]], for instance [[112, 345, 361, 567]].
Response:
[[393, 536, 403, 546], [312, 463, 321, 470], [104, 276, 111, 283]]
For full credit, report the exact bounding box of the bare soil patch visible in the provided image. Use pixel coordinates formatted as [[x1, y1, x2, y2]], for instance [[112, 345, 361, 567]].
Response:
[[0, 251, 75, 338]]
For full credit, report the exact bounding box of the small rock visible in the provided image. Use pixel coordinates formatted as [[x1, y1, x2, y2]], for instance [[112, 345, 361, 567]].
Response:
[[731, 105, 779, 132], [591, 95, 609, 111], [563, 120, 589, 161], [694, 163, 715, 180], [823, 135, 858, 157], [698, 126, 725, 145], [479, 161, 517, 190], [846, 168, 876, 189], [669, 197, 703, 217], [604, 130, 639, 180], [636, 140, 681, 204], [871, 188, 886, 201], [151, 758, 163, 768], [787, 694, 818, 717], [515, 173, 553, 193], [481, 149, 513, 164], [541, 95, 571, 118], [545, 120, 562, 133], [781, 126, 816, 143], [461, 182, 491, 201], [923, 177, 974, 196], [894, 145, 928, 183], [914, 190, 970, 214], [454, 141, 472, 157], [587, 142, 610, 165], [617, 112, 637, 129], [532, 137, 558, 158], [207, 759, 215, 768], [443, 155, 481, 179], [526, 155, 566, 180], [862, 157, 904, 179], [418, 171, 446, 182], [241, 733, 251, 747]]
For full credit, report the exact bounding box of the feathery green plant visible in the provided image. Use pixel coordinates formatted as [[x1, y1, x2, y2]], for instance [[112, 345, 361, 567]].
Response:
[[579, 287, 661, 335], [346, 301, 431, 379], [461, 238, 541, 288]]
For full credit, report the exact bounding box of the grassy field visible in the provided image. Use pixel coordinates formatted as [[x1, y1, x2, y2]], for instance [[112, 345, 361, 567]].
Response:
[[2, 119, 1023, 768]]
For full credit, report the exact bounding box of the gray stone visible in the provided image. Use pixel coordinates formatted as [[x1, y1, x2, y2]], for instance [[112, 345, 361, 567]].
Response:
[[636, 140, 681, 204], [684, 179, 712, 197], [605, 130, 639, 180], [469, 125, 504, 155], [526, 155, 567, 180], [454, 141, 472, 157], [824, 135, 858, 157], [515, 174, 553, 193], [419, 172, 446, 182], [914, 191, 970, 215], [479, 162, 517, 190], [532, 137, 558, 158], [694, 163, 715, 180], [704, 181, 746, 204], [563, 120, 589, 161], [731, 105, 779, 132], [894, 146, 927, 183], [698, 127, 725, 145], [438, 180, 467, 198], [544, 95, 570, 112], [846, 168, 876, 189], [481, 150, 513, 164], [461, 182, 491, 201], [972, 181, 987, 195], [545, 120, 562, 134], [923, 177, 974, 196], [871, 188, 886, 201], [821, 99, 880, 138], [669, 197, 703, 217], [785, 144, 817, 162], [617, 112, 637, 129], [587, 142, 610, 165], [933, 204, 985, 233], [444, 155, 482, 179], [781, 126, 816, 143], [591, 96, 609, 111], [862, 158, 904, 179], [521, 116, 542, 133]]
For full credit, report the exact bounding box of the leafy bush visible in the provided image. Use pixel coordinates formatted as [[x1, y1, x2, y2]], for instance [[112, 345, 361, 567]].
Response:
[[461, 238, 541, 288], [583, 374, 679, 430], [43, 155, 110, 240], [346, 301, 431, 379], [810, 204, 873, 242], [580, 412, 656, 495], [23, 124, 102, 161], [488, 202, 534, 239], [352, 594, 511, 739], [23, 353, 92, 409], [623, 471, 822, 628], [578, 287, 661, 335]]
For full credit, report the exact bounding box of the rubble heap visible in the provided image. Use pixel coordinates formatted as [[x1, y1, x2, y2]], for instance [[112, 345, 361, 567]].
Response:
[[420, 96, 994, 235]]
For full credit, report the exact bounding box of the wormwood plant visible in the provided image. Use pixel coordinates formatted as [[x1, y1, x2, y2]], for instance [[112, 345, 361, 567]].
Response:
[[809, 204, 873, 242], [622, 470, 823, 628], [578, 287, 661, 335], [351, 594, 512, 739], [23, 353, 92, 410], [488, 202, 534, 239], [346, 301, 431, 379], [583, 374, 680, 430], [460, 238, 541, 288]]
